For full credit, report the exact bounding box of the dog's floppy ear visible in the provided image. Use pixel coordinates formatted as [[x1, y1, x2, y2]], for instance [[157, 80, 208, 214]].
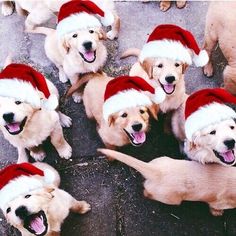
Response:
[[147, 104, 159, 120], [141, 58, 155, 79], [108, 115, 115, 127], [98, 28, 107, 40], [182, 63, 188, 74], [60, 37, 71, 54]]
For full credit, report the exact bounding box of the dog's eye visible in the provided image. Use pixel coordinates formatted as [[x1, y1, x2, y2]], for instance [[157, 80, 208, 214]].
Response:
[[6, 207, 11, 214], [230, 126, 235, 130], [140, 109, 145, 114], [121, 113, 128, 118], [210, 130, 216, 135], [175, 63, 180, 67], [25, 195, 31, 199], [89, 30, 94, 34], [157, 64, 163, 68], [72, 34, 78, 38], [15, 101, 22, 105]]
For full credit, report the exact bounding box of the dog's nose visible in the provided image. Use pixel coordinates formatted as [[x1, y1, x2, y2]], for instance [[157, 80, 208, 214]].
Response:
[[15, 206, 28, 219], [83, 41, 92, 50], [3, 112, 14, 123], [224, 139, 236, 149], [132, 123, 143, 132], [165, 76, 175, 84]]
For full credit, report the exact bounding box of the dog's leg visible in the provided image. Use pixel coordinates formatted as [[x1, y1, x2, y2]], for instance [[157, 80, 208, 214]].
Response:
[[176, 1, 186, 9], [69, 75, 83, 103], [58, 111, 72, 128], [70, 199, 91, 214], [223, 66, 236, 95], [159, 0, 171, 12], [15, 2, 27, 16], [59, 67, 68, 83], [1, 1, 14, 16], [209, 207, 224, 216], [17, 147, 28, 163], [107, 13, 120, 40], [50, 120, 72, 159], [29, 145, 46, 162]]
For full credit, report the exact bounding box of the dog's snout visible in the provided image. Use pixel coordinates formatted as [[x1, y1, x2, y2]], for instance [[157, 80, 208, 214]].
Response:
[[15, 206, 28, 219], [224, 139, 236, 149], [3, 112, 14, 123], [165, 76, 175, 84], [132, 123, 143, 132], [83, 41, 92, 50]]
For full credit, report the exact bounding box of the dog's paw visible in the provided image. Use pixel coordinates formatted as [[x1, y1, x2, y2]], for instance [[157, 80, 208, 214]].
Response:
[[203, 63, 214, 77], [58, 143, 72, 159], [1, 3, 14, 16], [76, 201, 91, 214], [176, 1, 186, 9], [59, 112, 72, 128], [30, 150, 46, 162], [72, 92, 82, 103], [107, 30, 118, 40], [59, 70, 68, 83], [210, 207, 224, 216], [159, 1, 171, 11]]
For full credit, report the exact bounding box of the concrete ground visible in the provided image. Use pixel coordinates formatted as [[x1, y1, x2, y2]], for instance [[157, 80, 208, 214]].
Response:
[[0, 1, 233, 236]]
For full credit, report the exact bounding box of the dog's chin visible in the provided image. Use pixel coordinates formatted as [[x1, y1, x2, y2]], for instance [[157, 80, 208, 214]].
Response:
[[23, 210, 48, 236], [4, 117, 27, 135], [123, 129, 146, 147], [79, 50, 96, 63], [213, 149, 236, 166], [160, 82, 176, 95]]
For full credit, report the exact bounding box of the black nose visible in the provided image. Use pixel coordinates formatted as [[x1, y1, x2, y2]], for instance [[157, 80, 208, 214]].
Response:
[[83, 41, 92, 50], [15, 206, 29, 219], [165, 76, 175, 84], [224, 139, 235, 149], [132, 123, 143, 132], [3, 112, 14, 123]]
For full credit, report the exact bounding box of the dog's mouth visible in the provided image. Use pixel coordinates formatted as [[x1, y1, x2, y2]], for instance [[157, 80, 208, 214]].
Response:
[[160, 82, 176, 95], [213, 149, 235, 165], [79, 50, 96, 63], [124, 129, 146, 146], [4, 117, 27, 135], [23, 210, 48, 236]]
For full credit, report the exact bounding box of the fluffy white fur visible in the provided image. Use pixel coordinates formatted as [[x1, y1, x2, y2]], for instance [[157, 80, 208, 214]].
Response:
[[103, 89, 153, 121], [98, 10, 114, 26], [193, 50, 209, 67], [185, 102, 236, 141]]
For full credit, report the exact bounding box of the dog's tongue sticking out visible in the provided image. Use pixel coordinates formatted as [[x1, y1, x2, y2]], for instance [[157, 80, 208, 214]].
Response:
[[163, 84, 175, 94], [84, 51, 95, 62], [220, 150, 235, 163], [132, 131, 146, 145], [6, 123, 20, 133], [30, 215, 46, 235]]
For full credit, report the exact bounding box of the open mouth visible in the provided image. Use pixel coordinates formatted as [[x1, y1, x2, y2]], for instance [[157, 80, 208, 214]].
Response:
[[160, 83, 176, 95], [4, 117, 27, 135], [124, 129, 146, 146], [213, 149, 235, 165], [79, 50, 96, 63], [24, 210, 48, 236]]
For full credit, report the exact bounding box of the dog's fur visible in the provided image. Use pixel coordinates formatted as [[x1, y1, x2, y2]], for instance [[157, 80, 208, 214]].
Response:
[[1, 0, 120, 40], [203, 2, 236, 95], [184, 119, 236, 166], [3, 162, 91, 236], [99, 148, 236, 216]]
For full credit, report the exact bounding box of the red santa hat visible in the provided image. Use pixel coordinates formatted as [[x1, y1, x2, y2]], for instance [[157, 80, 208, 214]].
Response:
[[185, 88, 236, 141], [56, 0, 114, 37], [139, 24, 209, 67], [0, 163, 57, 210], [103, 75, 166, 121], [0, 64, 58, 110]]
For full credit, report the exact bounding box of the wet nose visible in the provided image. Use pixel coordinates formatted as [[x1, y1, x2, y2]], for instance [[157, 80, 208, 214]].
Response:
[[132, 123, 143, 132], [15, 206, 28, 219], [3, 112, 14, 123], [224, 139, 235, 149], [83, 41, 92, 51], [165, 76, 175, 84]]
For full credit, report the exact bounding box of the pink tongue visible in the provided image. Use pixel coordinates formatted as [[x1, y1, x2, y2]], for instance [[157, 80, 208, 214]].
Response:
[[132, 131, 146, 144], [83, 51, 95, 61], [30, 216, 45, 235], [221, 150, 235, 163], [7, 123, 20, 133], [163, 84, 174, 94]]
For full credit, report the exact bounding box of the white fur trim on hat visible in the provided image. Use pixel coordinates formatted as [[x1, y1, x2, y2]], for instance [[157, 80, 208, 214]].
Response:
[[99, 10, 114, 26], [41, 94, 58, 110], [185, 102, 236, 141], [56, 12, 102, 37], [153, 86, 166, 104], [193, 50, 209, 67], [103, 89, 153, 122], [0, 79, 41, 108], [139, 40, 192, 64]]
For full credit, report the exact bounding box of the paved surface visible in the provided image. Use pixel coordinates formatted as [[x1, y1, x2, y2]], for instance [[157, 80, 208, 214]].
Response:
[[0, 1, 232, 236]]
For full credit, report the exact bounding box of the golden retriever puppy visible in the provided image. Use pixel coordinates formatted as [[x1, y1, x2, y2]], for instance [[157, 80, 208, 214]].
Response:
[[203, 2, 236, 95], [0, 63, 72, 163], [99, 148, 236, 216], [184, 88, 236, 166], [1, 0, 120, 40], [0, 162, 91, 236]]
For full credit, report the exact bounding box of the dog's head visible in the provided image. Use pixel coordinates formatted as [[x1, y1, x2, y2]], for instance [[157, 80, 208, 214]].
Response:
[[186, 119, 236, 166], [0, 97, 37, 136], [108, 104, 158, 146], [61, 27, 107, 64], [3, 187, 55, 236], [141, 57, 187, 96]]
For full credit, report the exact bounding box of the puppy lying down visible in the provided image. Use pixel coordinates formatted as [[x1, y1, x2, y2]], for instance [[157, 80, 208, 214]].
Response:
[[99, 149, 236, 216], [0, 162, 90, 236]]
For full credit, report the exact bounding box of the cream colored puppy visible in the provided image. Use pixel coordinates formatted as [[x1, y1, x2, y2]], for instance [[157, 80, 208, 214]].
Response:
[[0, 162, 91, 236], [99, 148, 236, 216]]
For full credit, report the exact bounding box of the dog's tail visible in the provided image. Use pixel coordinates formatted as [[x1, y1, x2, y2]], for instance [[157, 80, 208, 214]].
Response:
[[120, 48, 141, 59], [29, 26, 55, 36], [98, 149, 155, 179]]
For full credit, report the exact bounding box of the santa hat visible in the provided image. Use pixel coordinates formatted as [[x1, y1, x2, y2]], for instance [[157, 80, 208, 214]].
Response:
[[139, 24, 209, 67], [56, 0, 114, 37], [185, 88, 236, 141], [103, 76, 166, 121], [0, 64, 58, 110], [0, 163, 57, 210]]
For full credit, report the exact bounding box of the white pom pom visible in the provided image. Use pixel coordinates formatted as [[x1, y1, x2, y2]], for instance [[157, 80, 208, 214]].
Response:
[[193, 50, 209, 67], [41, 94, 58, 110], [100, 11, 114, 26], [152, 86, 166, 104]]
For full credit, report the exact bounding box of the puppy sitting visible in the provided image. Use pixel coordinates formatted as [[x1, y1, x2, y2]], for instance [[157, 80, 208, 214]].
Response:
[[0, 162, 90, 236], [184, 88, 236, 166], [99, 148, 236, 216], [0, 63, 72, 163]]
